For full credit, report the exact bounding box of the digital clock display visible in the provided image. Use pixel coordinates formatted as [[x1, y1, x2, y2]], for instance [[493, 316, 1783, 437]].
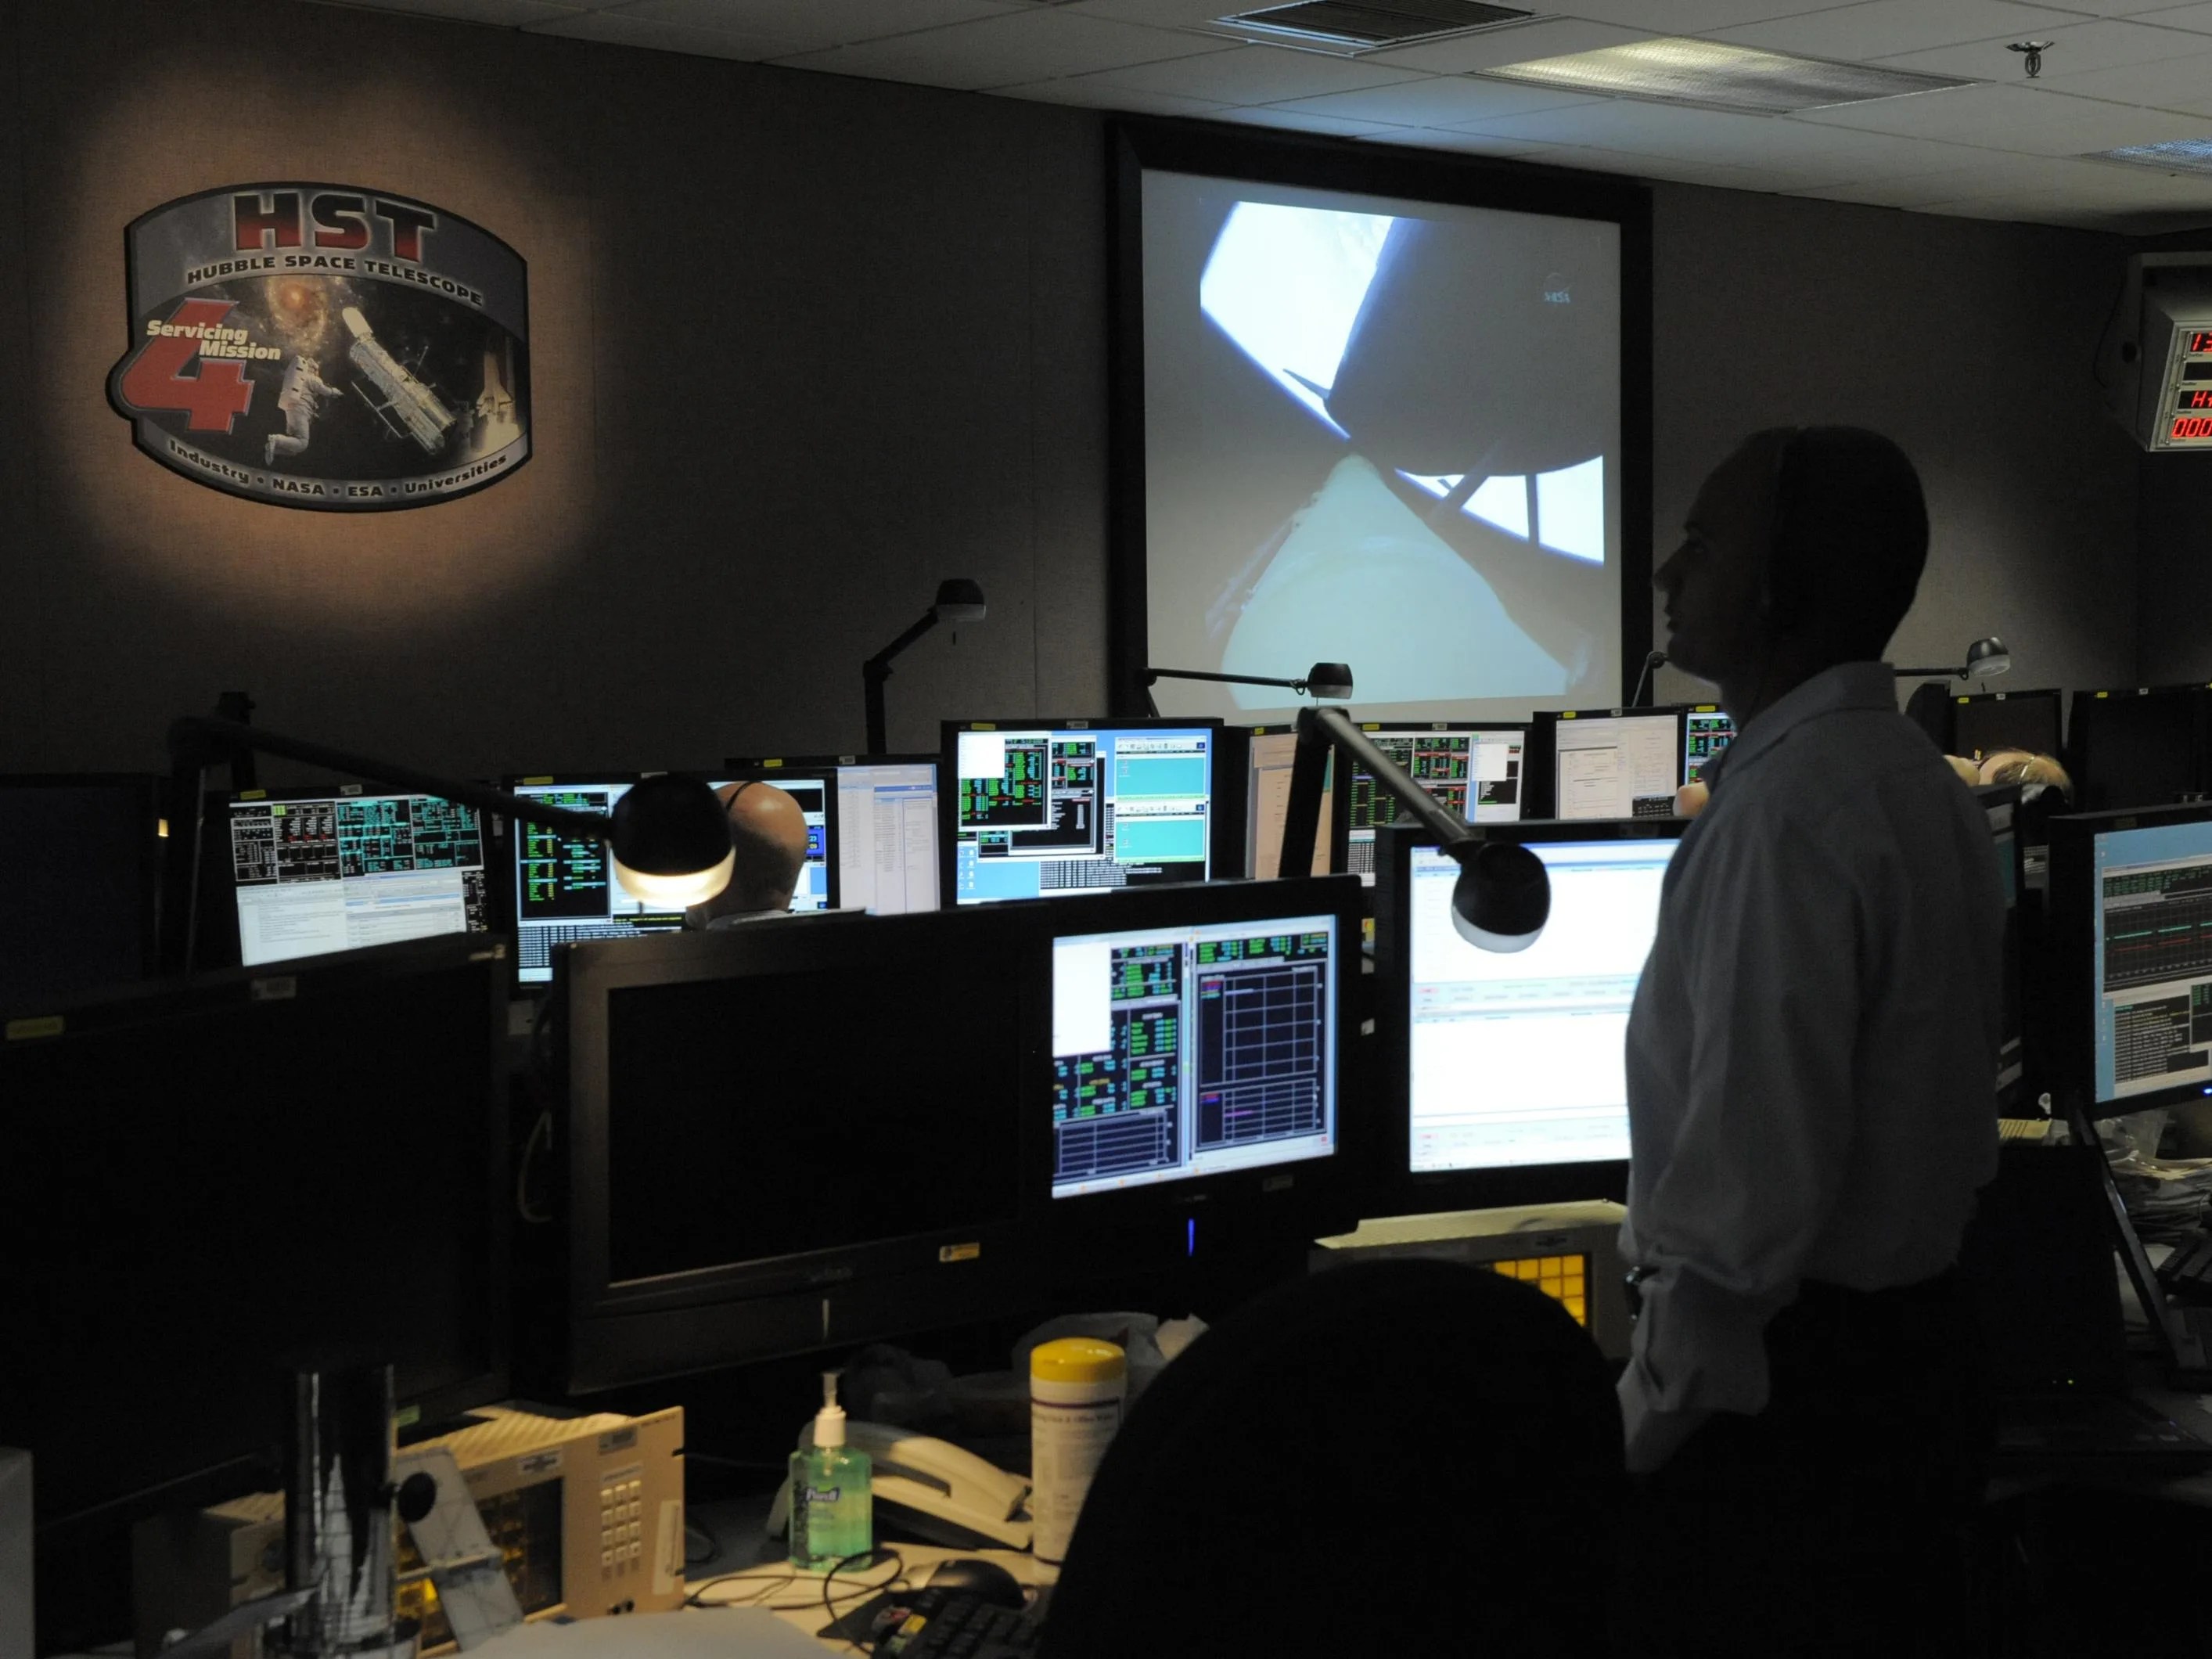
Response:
[[2189, 330, 2212, 354], [2172, 415, 2212, 441]]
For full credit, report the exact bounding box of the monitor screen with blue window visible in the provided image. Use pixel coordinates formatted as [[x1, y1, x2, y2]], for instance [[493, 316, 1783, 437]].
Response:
[[2090, 814, 2212, 1106], [944, 721, 1218, 904]]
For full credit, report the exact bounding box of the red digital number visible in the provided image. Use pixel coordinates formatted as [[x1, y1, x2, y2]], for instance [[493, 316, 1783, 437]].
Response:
[[114, 298, 257, 433], [2174, 416, 2212, 441]]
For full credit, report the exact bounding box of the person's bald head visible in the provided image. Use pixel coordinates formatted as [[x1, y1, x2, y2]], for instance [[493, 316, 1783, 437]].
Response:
[[690, 780, 808, 923]]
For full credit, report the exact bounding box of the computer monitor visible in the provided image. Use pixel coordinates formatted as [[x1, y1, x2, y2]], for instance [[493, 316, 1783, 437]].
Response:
[[1951, 689, 2063, 763], [2050, 804, 2212, 1115], [1336, 723, 1527, 884], [942, 719, 1221, 905], [1682, 705, 1735, 786], [558, 910, 1041, 1391], [222, 785, 491, 968], [1538, 708, 1685, 821], [0, 774, 164, 1007], [2, 934, 509, 1645], [2068, 686, 2207, 812], [728, 755, 940, 914], [1977, 784, 2028, 1111], [1232, 725, 1340, 880], [505, 772, 839, 985], [1373, 821, 1685, 1213]]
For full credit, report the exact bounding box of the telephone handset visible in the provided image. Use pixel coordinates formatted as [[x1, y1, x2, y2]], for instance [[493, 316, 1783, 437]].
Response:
[[768, 1419, 1034, 1552]]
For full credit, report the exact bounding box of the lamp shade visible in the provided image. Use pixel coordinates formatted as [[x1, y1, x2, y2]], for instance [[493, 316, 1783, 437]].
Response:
[[607, 773, 734, 907], [1448, 840, 1552, 953], [1965, 635, 2010, 678], [933, 578, 987, 624], [1304, 662, 1354, 700]]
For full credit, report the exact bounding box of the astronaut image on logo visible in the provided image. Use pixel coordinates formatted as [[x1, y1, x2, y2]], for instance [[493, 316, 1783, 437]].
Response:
[[265, 354, 340, 466]]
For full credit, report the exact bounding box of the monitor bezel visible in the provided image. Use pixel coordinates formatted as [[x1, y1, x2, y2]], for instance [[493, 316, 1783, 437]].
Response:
[[2048, 801, 2212, 1118], [1221, 723, 1351, 878], [1530, 705, 1688, 822], [557, 910, 1046, 1391], [0, 772, 167, 1004], [6, 931, 512, 1536], [1021, 873, 1367, 1247], [1372, 817, 1686, 1218], [1948, 687, 2065, 762], [1974, 783, 2029, 1114], [938, 717, 1229, 906], [2064, 685, 2209, 813]]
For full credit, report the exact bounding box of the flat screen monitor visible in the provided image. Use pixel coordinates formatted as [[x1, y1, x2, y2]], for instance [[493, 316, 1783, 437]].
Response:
[[558, 910, 1041, 1391], [1339, 723, 1527, 884], [224, 786, 491, 968], [2068, 686, 2206, 812], [0, 774, 164, 1007], [1977, 784, 2028, 1110], [2, 934, 508, 1639], [1238, 725, 1337, 880], [1121, 125, 1646, 726], [2051, 804, 2212, 1114], [728, 755, 940, 915], [506, 772, 837, 985], [1374, 822, 1684, 1212], [1952, 689, 2063, 762], [1540, 708, 1684, 821], [943, 720, 1221, 905], [1682, 706, 1735, 786]]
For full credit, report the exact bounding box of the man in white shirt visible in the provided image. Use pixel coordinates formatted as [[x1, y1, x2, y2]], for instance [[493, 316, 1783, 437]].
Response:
[[684, 780, 809, 929], [1620, 427, 2004, 1655]]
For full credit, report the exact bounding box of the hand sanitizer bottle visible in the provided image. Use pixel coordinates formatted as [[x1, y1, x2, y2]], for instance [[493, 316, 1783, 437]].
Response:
[[789, 1370, 873, 1571]]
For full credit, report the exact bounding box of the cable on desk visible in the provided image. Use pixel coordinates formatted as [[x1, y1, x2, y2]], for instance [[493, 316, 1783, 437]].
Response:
[[825, 1548, 905, 1655], [685, 1514, 722, 1567], [686, 1549, 906, 1618]]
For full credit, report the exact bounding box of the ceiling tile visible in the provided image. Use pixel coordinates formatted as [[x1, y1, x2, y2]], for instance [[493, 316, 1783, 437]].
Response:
[[1538, 1, 1867, 27], [331, 0, 588, 23], [1265, 75, 1606, 125], [1406, 128, 1580, 158], [1874, 17, 2212, 79], [1552, 145, 1825, 192], [991, 77, 1233, 115], [523, 8, 791, 54], [2020, 49, 2212, 114], [1057, 0, 1252, 23], [613, 0, 1020, 44], [1210, 106, 1416, 137], [1710, 0, 2094, 63], [2027, 0, 2212, 14], [766, 9, 1232, 89], [1790, 80, 2212, 152], [1075, 42, 1433, 102], [2133, 2, 2212, 31], [1361, 18, 1657, 74]]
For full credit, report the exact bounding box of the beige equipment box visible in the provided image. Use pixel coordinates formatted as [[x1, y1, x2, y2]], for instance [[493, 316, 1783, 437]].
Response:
[[133, 1405, 685, 1656]]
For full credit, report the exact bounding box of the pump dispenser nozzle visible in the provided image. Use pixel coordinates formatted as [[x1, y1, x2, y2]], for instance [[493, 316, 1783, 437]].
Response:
[[815, 1369, 847, 1450]]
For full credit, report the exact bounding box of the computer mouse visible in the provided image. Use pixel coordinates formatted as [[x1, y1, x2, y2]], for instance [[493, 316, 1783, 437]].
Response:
[[924, 1556, 1027, 1609]]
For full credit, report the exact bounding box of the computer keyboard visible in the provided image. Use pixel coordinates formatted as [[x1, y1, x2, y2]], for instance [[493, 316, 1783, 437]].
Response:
[[1631, 795, 1676, 819], [516, 919, 673, 969], [872, 1590, 1038, 1659], [1038, 860, 1127, 891], [2160, 1229, 2212, 1301]]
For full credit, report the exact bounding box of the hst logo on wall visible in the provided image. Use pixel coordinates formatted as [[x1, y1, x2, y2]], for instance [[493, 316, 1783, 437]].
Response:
[[107, 183, 530, 511]]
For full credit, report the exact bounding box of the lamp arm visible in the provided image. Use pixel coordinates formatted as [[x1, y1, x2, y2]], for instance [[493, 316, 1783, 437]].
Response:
[[167, 717, 612, 840], [1277, 707, 1477, 877], [1890, 666, 1962, 679], [1146, 667, 1307, 693], [863, 609, 944, 754]]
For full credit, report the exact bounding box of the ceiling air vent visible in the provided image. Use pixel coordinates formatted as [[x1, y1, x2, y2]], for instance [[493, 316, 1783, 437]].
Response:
[[1210, 0, 1534, 55]]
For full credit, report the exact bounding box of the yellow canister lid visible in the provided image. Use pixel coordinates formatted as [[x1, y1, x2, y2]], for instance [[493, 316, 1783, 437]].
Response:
[[1030, 1337, 1127, 1384]]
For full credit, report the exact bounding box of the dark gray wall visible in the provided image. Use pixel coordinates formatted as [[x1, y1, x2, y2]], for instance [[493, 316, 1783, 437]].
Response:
[[1648, 185, 2140, 711], [0, 0, 2150, 781], [2138, 455, 2212, 685]]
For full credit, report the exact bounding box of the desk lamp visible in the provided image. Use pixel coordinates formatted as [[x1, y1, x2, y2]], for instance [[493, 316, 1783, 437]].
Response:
[[1894, 635, 2011, 681], [1277, 705, 1551, 952], [864, 578, 987, 754], [1141, 661, 1354, 717], [162, 713, 732, 973]]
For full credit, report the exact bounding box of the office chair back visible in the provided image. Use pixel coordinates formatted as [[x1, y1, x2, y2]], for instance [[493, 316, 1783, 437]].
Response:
[[1039, 1258, 1624, 1657]]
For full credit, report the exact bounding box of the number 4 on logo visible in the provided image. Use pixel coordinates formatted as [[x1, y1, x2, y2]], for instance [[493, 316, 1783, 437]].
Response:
[[116, 299, 257, 433]]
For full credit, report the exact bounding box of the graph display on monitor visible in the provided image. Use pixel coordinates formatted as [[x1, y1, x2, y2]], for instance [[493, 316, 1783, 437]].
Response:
[[1243, 728, 1333, 879], [1683, 707, 1735, 786], [1050, 912, 1337, 1199], [1405, 836, 1676, 1173], [1953, 690, 2063, 762], [948, 723, 1215, 904], [1548, 711, 1682, 820], [2089, 816, 2212, 1105], [1131, 148, 1634, 725], [508, 774, 833, 984], [225, 787, 489, 968], [1344, 724, 1525, 883]]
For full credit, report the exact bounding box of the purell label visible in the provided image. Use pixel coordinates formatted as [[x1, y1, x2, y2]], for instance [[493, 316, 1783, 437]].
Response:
[[805, 1486, 842, 1505]]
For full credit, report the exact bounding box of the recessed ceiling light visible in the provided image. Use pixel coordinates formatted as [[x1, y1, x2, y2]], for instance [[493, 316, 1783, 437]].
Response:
[[1209, 0, 1533, 56], [1474, 36, 1971, 115], [2089, 139, 2212, 177]]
